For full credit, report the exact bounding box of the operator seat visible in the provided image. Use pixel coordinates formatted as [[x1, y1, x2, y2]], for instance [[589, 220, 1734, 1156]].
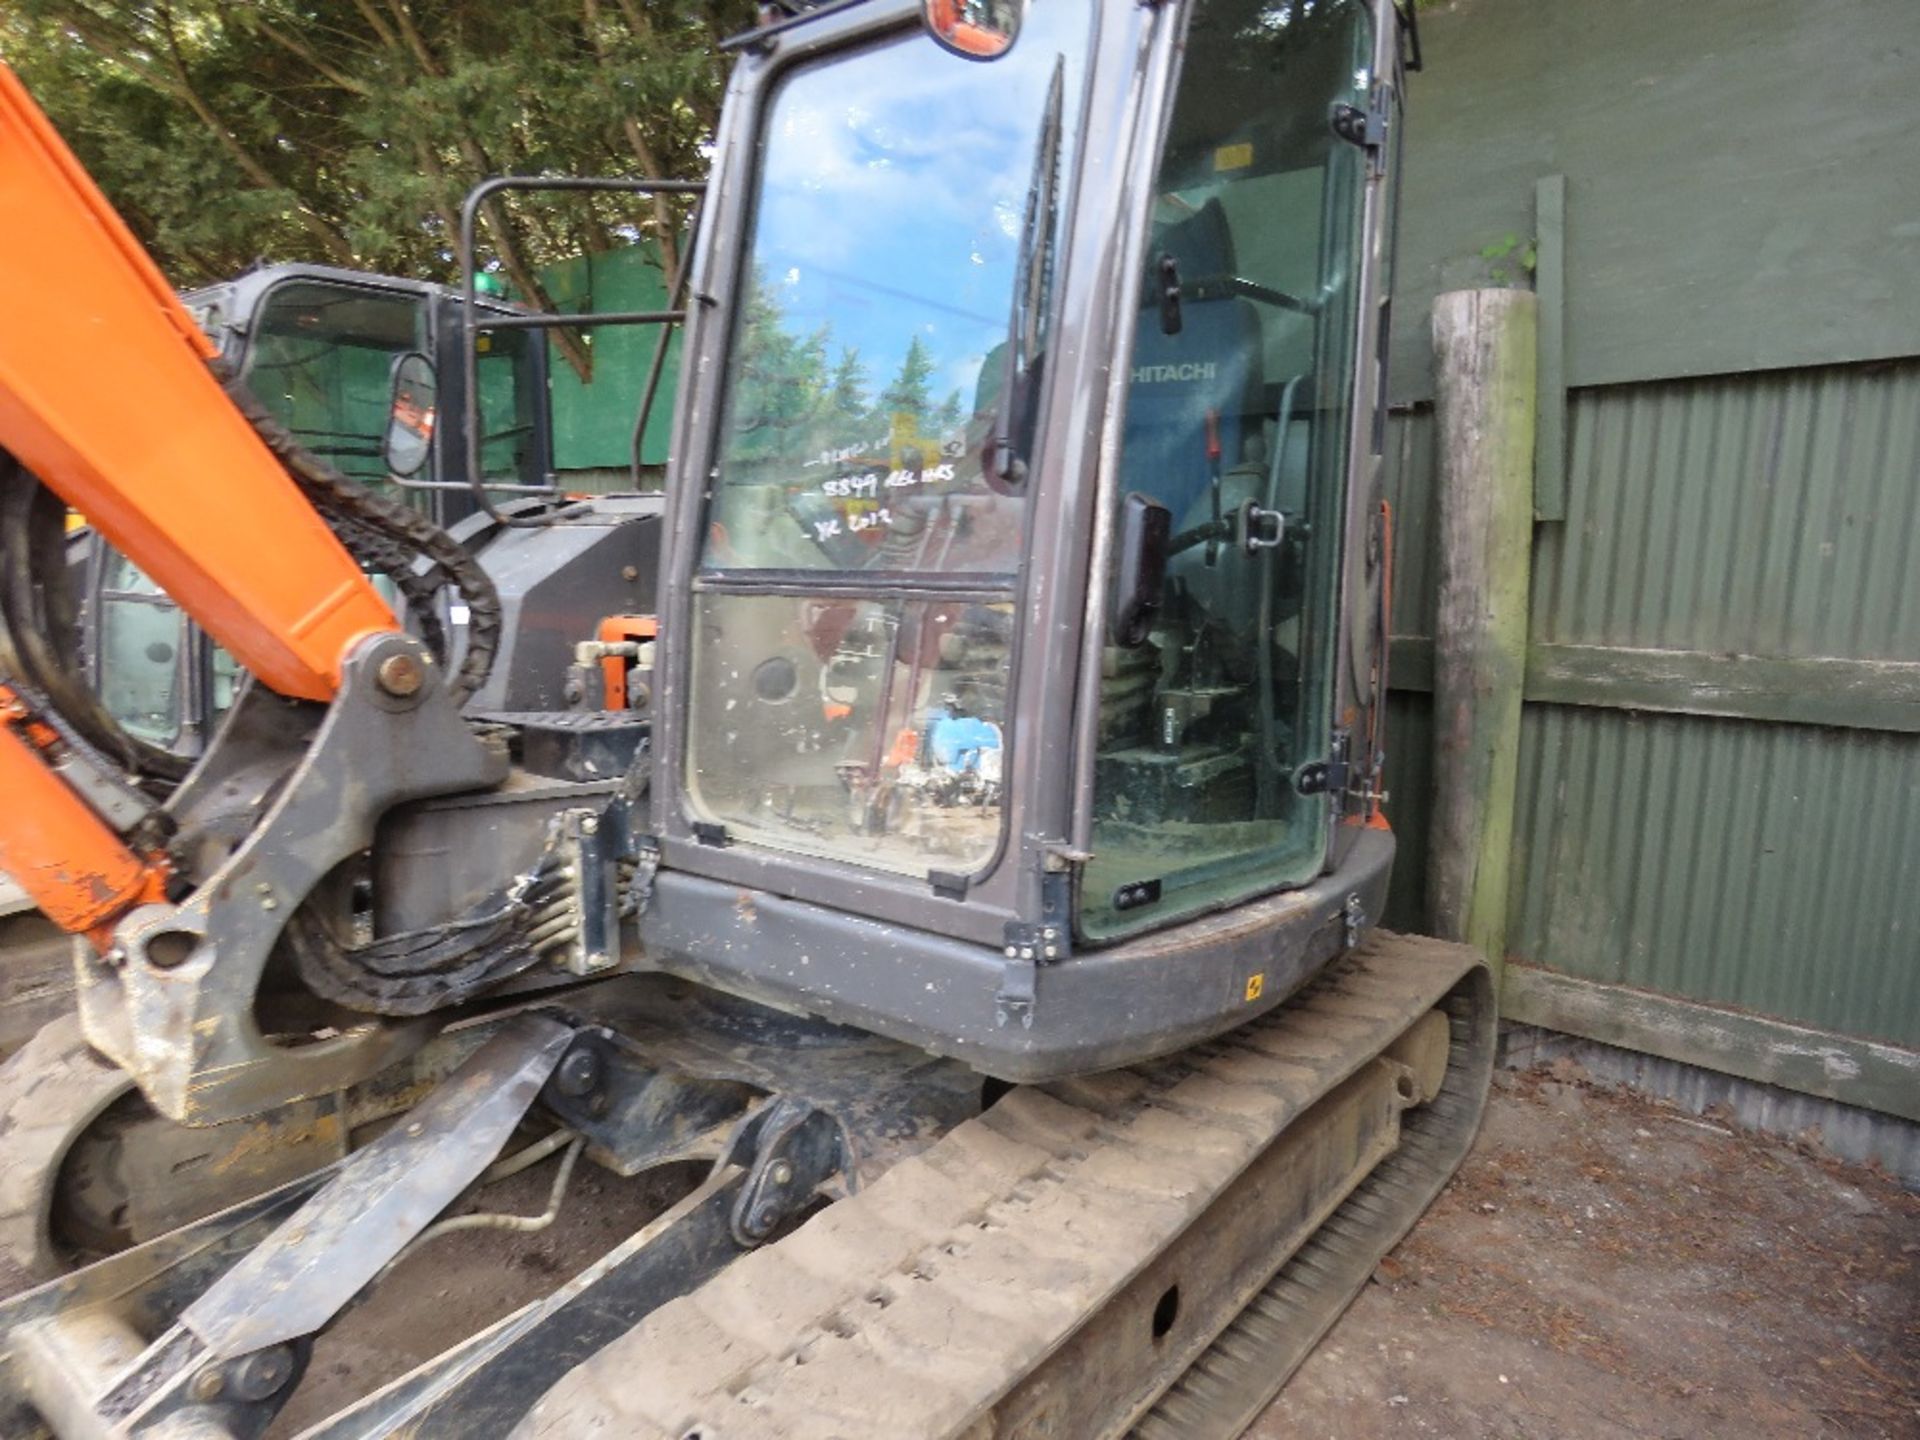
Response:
[[1120, 198, 1266, 521]]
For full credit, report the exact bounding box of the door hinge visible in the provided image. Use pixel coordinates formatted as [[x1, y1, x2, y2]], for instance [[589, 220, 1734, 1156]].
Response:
[[995, 920, 1065, 1031], [1293, 729, 1353, 810], [1330, 86, 1393, 175], [995, 872, 1070, 1030]]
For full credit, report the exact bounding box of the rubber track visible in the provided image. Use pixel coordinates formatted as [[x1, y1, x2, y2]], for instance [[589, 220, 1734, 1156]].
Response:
[[0, 1015, 132, 1282], [515, 932, 1487, 1440], [1131, 968, 1493, 1438]]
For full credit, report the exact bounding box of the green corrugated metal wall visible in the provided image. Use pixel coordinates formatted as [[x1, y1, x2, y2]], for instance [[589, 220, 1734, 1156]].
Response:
[[1381, 359, 1920, 1089], [1509, 706, 1918, 1049], [1535, 366, 1920, 663], [1517, 363, 1919, 1053], [539, 245, 679, 474], [1369, 0, 1920, 1116]]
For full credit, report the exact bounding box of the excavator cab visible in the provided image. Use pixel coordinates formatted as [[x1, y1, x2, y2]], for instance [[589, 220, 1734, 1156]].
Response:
[[80, 264, 553, 762], [187, 263, 553, 508], [647, 0, 1403, 1072]]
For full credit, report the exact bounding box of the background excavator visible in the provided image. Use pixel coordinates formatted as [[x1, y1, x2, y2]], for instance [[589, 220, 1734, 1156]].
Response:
[[0, 0, 1495, 1436], [1, 260, 551, 814], [0, 262, 596, 1274]]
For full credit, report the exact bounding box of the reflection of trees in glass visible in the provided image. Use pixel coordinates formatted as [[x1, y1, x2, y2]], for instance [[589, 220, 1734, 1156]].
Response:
[[878, 335, 935, 419], [1170, 0, 1364, 174], [828, 347, 871, 425], [726, 268, 971, 468]]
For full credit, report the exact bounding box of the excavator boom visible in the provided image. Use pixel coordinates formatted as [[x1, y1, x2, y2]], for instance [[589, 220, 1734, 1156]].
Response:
[[0, 64, 398, 703], [0, 63, 401, 937]]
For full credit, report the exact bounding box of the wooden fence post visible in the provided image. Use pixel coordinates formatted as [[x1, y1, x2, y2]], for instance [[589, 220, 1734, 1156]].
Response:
[[1427, 288, 1537, 977]]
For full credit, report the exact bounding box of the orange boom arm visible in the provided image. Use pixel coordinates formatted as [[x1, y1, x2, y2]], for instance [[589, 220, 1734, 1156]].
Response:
[[0, 63, 398, 703], [0, 685, 169, 939], [0, 64, 401, 937]]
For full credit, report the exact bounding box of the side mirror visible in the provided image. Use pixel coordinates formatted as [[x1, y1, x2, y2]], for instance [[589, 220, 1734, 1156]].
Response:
[[384, 351, 438, 478], [923, 0, 1024, 59], [1110, 493, 1172, 648]]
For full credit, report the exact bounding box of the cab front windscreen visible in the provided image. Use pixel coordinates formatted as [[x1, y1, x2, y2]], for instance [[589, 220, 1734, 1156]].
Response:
[[685, 1, 1094, 878]]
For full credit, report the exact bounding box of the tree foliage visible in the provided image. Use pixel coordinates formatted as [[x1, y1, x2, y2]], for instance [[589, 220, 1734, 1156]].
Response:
[[0, 0, 760, 374]]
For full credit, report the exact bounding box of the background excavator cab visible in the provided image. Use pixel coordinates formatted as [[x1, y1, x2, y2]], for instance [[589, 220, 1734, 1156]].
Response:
[[80, 264, 553, 762]]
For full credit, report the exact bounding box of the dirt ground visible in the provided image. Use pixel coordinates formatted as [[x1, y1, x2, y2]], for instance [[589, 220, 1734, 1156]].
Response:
[[268, 1159, 696, 1434], [7, 1062, 1916, 1437], [1252, 1067, 1920, 1440]]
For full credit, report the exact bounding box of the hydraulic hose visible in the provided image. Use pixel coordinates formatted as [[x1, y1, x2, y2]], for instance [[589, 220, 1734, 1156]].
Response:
[[0, 450, 191, 785], [216, 366, 503, 704]]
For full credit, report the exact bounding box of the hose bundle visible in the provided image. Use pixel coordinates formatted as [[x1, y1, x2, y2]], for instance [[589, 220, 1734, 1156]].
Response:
[[0, 452, 190, 786], [216, 365, 502, 704], [287, 850, 573, 1016]]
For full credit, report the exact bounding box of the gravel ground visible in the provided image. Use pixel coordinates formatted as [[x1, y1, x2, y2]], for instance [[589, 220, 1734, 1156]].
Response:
[[273, 1059, 1919, 1437]]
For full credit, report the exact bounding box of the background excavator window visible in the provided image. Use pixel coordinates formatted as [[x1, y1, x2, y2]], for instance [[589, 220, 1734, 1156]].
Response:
[[243, 280, 538, 494], [89, 547, 241, 754], [244, 281, 432, 501], [88, 280, 538, 757], [93, 550, 184, 746], [685, 0, 1094, 877], [1081, 0, 1374, 940]]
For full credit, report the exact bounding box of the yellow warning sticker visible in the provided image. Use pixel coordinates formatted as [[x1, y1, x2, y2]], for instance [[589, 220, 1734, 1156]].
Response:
[[1214, 142, 1254, 172], [1244, 973, 1265, 1002]]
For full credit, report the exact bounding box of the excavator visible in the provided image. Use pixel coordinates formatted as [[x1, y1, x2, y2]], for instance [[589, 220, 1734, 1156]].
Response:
[[0, 0, 1493, 1435]]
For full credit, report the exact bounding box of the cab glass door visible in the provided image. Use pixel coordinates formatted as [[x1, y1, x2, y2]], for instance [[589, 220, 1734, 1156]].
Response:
[[1082, 0, 1375, 939], [684, 1, 1095, 879]]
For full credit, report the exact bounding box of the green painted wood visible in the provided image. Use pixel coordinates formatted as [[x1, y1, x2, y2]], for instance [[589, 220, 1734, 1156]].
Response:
[[1526, 644, 1920, 734], [1390, 0, 1920, 402], [1501, 965, 1920, 1123], [1531, 175, 1567, 522], [1388, 638, 1920, 735]]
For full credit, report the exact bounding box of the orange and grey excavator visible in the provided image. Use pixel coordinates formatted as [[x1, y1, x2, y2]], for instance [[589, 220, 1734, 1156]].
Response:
[[0, 1, 1493, 1436]]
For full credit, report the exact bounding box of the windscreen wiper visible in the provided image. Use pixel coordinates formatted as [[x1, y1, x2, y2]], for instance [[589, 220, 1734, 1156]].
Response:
[[989, 56, 1066, 486]]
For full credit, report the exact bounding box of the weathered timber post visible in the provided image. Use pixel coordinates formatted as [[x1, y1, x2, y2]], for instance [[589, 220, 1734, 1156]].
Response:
[[1427, 288, 1537, 979]]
